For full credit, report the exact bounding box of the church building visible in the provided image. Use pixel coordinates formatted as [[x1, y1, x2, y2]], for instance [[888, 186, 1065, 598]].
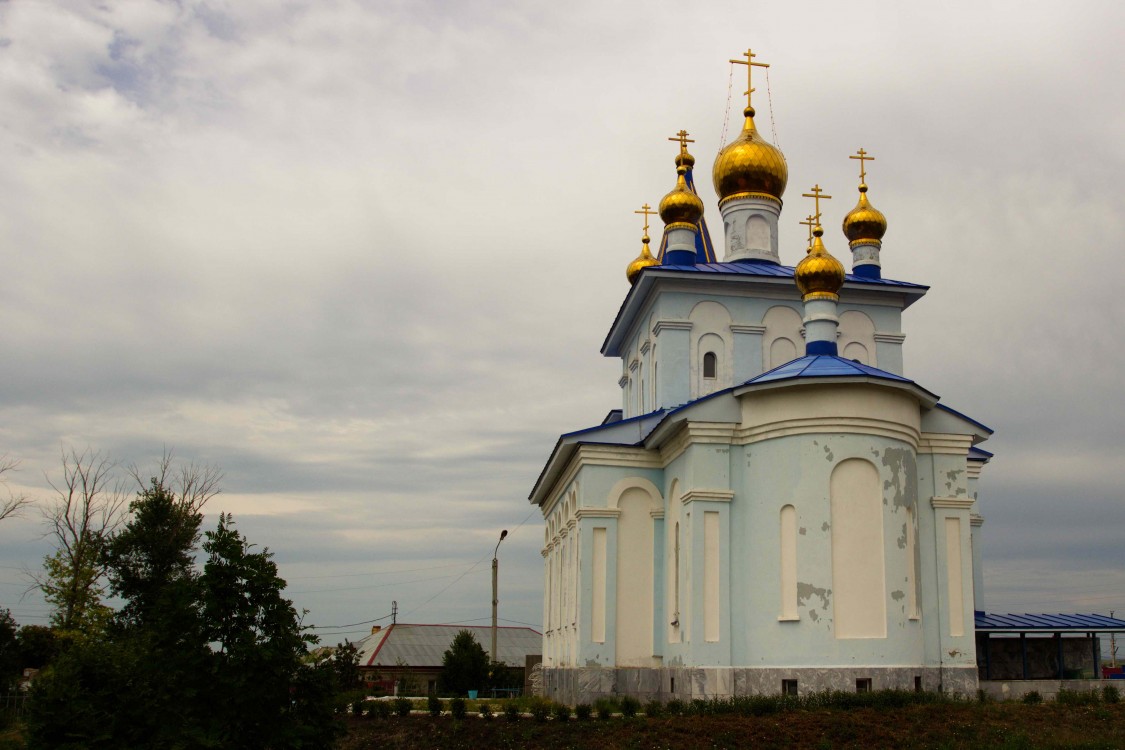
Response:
[[529, 50, 993, 704]]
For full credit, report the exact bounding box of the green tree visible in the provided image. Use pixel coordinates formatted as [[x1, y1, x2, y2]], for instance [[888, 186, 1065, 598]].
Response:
[[34, 448, 126, 637], [26, 466, 342, 750], [439, 629, 489, 696], [0, 609, 18, 690], [15, 625, 58, 672]]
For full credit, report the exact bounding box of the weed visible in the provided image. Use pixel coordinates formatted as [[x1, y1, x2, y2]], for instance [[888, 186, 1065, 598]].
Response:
[[665, 699, 685, 716], [593, 698, 617, 719], [620, 696, 640, 718], [503, 701, 520, 722], [575, 703, 592, 720], [450, 697, 467, 720], [552, 702, 571, 722], [1021, 691, 1042, 705], [427, 694, 443, 717], [1103, 685, 1120, 704], [478, 701, 493, 719], [393, 696, 413, 717], [530, 699, 551, 723], [643, 699, 663, 718]]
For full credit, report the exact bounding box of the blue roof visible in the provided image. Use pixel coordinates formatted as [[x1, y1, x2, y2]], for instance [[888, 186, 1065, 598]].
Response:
[[742, 354, 918, 387], [976, 612, 1125, 631], [647, 260, 929, 290]]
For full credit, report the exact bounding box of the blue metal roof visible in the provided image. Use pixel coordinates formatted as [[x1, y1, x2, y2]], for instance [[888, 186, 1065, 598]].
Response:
[[968, 445, 994, 460], [648, 260, 929, 290], [741, 354, 918, 387], [976, 612, 1125, 631]]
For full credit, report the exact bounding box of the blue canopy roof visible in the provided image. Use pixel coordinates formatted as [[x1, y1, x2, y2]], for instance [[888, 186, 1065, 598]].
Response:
[[976, 612, 1125, 632], [648, 260, 929, 290], [742, 354, 917, 386]]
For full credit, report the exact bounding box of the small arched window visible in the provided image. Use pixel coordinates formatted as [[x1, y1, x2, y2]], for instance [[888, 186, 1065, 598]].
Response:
[[703, 351, 717, 379]]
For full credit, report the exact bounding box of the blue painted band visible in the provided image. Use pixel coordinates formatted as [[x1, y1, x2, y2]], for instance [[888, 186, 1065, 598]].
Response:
[[805, 340, 838, 356], [851, 264, 881, 280], [664, 249, 696, 266]]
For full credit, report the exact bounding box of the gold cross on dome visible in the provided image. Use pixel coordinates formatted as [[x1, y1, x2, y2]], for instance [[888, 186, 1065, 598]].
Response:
[[801, 185, 832, 226], [668, 129, 694, 155], [730, 48, 770, 109], [850, 148, 874, 183], [634, 203, 655, 234], [799, 214, 816, 245]]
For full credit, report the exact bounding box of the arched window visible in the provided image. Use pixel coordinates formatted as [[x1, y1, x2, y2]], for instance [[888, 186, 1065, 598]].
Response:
[[703, 351, 717, 379]]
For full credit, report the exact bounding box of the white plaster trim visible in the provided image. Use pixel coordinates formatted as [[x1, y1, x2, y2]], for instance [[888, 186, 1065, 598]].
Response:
[[931, 496, 975, 510], [966, 464, 983, 480], [640, 339, 651, 354], [659, 421, 739, 464], [650, 509, 665, 519], [681, 489, 734, 504], [873, 332, 906, 344], [917, 433, 974, 455], [777, 616, 800, 622], [575, 508, 623, 519], [540, 445, 661, 516], [652, 320, 693, 335], [566, 519, 577, 529], [736, 377, 937, 408], [607, 476, 663, 510], [970, 514, 985, 527], [734, 417, 920, 449], [629, 358, 640, 372], [729, 324, 767, 335], [619, 375, 629, 389]]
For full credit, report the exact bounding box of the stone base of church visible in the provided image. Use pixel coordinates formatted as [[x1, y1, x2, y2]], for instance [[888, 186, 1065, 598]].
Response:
[[540, 665, 979, 705]]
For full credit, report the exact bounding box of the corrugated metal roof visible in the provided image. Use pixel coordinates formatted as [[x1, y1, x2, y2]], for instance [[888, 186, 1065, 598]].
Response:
[[742, 354, 917, 386], [356, 623, 541, 668], [976, 612, 1125, 631]]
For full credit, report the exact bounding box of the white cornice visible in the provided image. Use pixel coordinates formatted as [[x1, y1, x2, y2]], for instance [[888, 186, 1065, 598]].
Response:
[[873, 332, 907, 344], [918, 433, 974, 455], [682, 489, 734, 504], [931, 496, 975, 510], [658, 421, 738, 464], [640, 339, 651, 354], [539, 444, 662, 516], [575, 508, 623, 519], [652, 320, 693, 335], [970, 513, 985, 527], [729, 324, 766, 335], [734, 416, 920, 449]]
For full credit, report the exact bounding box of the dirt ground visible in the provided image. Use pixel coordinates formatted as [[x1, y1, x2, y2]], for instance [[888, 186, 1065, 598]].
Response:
[[338, 703, 1125, 749]]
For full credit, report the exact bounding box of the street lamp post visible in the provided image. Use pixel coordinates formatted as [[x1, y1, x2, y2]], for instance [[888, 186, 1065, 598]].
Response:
[[491, 529, 508, 665]]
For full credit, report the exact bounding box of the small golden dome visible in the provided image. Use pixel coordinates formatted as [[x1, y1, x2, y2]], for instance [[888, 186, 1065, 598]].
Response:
[[674, 150, 695, 169], [659, 165, 705, 229], [795, 226, 845, 300], [842, 184, 887, 246], [712, 107, 788, 204], [626, 234, 658, 285]]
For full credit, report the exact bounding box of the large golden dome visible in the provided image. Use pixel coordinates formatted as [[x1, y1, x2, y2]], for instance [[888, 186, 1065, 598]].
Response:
[[795, 227, 845, 300], [842, 184, 887, 246], [626, 234, 658, 284], [660, 165, 705, 229], [712, 107, 788, 204]]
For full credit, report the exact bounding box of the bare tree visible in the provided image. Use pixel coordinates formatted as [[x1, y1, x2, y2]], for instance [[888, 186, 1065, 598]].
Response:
[[0, 455, 31, 522], [35, 448, 128, 633], [127, 448, 223, 514]]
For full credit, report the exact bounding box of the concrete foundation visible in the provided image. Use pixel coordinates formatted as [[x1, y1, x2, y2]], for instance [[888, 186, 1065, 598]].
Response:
[[980, 679, 1121, 701], [541, 665, 979, 705]]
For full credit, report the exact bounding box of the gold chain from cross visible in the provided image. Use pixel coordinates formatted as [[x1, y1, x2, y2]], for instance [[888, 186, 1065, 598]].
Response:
[[850, 148, 874, 183], [801, 185, 832, 226], [730, 48, 769, 109], [634, 203, 655, 234]]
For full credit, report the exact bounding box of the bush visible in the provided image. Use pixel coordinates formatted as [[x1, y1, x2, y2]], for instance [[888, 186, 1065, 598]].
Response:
[[1056, 688, 1099, 706], [575, 703, 592, 720], [393, 696, 413, 717], [478, 701, 493, 719], [427, 694, 443, 717], [1022, 691, 1042, 705], [351, 698, 365, 715], [504, 701, 520, 722], [665, 699, 685, 716], [530, 698, 551, 722], [370, 700, 392, 719], [450, 697, 467, 720], [620, 695, 640, 718], [1103, 685, 1120, 704], [644, 699, 663, 717], [553, 702, 571, 722], [593, 698, 616, 719]]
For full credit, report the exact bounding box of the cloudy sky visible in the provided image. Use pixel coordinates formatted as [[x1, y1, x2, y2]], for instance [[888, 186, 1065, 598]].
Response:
[[1, 0, 1123, 647]]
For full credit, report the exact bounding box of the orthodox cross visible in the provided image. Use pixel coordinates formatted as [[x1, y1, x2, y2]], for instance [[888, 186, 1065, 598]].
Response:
[[668, 129, 694, 156], [799, 214, 816, 248], [850, 148, 874, 183], [801, 185, 832, 226], [634, 203, 655, 235], [730, 48, 769, 109]]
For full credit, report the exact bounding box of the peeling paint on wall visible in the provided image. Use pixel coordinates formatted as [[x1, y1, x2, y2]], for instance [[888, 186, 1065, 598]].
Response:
[[797, 582, 830, 611], [897, 521, 907, 549], [799, 527, 807, 536], [881, 447, 917, 511], [821, 521, 830, 532], [823, 444, 834, 462], [891, 590, 905, 601]]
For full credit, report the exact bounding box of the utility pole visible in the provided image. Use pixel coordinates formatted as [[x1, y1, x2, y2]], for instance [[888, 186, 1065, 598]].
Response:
[[491, 530, 508, 665]]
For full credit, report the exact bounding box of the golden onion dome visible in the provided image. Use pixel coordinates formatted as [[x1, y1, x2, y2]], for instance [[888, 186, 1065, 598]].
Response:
[[795, 226, 845, 300], [842, 184, 888, 246], [659, 165, 705, 229], [626, 233, 658, 285], [712, 107, 788, 204], [674, 149, 696, 169]]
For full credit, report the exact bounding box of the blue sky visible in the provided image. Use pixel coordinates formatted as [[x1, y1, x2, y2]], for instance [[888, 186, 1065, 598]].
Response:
[[1, 0, 1123, 645]]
